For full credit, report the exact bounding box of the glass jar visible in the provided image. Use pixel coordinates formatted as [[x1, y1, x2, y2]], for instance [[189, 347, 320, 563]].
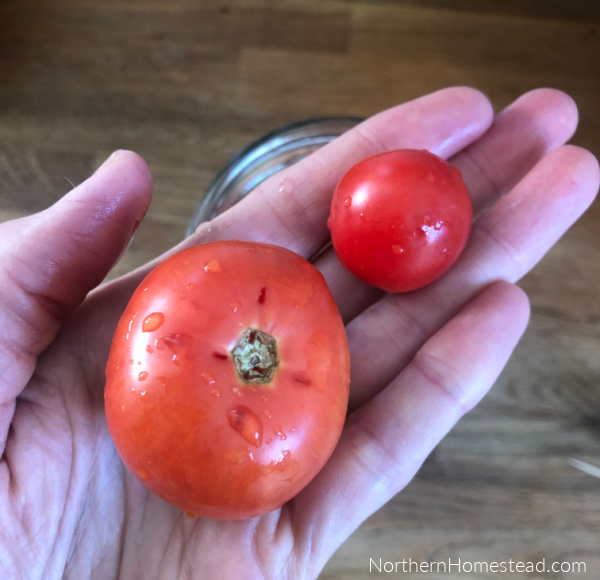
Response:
[[187, 117, 362, 236]]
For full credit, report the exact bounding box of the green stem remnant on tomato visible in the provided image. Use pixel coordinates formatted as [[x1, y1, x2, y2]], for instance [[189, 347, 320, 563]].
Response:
[[231, 328, 279, 385]]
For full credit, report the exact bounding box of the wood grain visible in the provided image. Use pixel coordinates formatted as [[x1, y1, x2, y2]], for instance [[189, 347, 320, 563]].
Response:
[[0, 1, 599, 578]]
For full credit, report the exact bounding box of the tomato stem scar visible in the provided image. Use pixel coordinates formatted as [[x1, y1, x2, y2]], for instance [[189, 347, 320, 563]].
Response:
[[231, 328, 278, 384]]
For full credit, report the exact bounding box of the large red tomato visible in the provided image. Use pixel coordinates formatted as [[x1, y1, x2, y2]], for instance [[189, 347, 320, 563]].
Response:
[[329, 149, 472, 292], [105, 241, 350, 520]]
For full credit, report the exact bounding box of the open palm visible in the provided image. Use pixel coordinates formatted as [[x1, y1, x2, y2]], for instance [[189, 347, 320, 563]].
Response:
[[1, 88, 598, 580]]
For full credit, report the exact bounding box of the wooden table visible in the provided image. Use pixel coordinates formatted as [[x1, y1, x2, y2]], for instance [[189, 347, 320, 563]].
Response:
[[1, 1, 599, 578]]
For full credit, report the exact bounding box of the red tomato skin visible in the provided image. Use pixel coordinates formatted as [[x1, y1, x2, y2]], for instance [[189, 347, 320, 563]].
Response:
[[329, 149, 472, 292], [105, 241, 350, 520]]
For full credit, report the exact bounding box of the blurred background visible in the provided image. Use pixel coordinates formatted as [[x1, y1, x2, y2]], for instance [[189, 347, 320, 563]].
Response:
[[0, 0, 598, 578]]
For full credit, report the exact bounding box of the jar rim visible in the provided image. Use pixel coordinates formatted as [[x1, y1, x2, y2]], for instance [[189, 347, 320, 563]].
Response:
[[187, 116, 363, 236]]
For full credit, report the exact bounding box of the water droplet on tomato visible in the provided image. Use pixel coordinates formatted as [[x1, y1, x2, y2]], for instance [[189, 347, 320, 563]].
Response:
[[273, 425, 288, 441], [138, 371, 149, 381], [344, 196, 352, 208], [186, 282, 196, 290], [137, 468, 151, 480], [146, 345, 154, 353], [233, 387, 243, 397], [210, 388, 220, 397], [185, 512, 197, 519], [140, 390, 147, 397], [128, 359, 134, 365], [227, 406, 263, 447], [427, 172, 436, 183], [128, 313, 137, 332], [142, 312, 165, 333], [203, 259, 222, 273], [263, 409, 272, 419], [155, 333, 191, 353], [201, 371, 215, 386], [391, 245, 405, 255]]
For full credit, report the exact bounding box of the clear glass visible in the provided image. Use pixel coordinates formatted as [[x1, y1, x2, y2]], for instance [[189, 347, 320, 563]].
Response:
[[187, 117, 362, 236]]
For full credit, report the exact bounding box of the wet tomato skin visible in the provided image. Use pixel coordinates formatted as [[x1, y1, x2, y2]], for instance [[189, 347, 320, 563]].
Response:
[[329, 149, 472, 292], [105, 241, 350, 520]]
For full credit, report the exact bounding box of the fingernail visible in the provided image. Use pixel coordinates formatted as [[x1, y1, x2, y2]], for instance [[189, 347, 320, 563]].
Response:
[[95, 150, 122, 173]]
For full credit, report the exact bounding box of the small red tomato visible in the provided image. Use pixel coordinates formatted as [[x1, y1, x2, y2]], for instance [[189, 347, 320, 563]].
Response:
[[105, 241, 350, 520], [329, 149, 472, 292]]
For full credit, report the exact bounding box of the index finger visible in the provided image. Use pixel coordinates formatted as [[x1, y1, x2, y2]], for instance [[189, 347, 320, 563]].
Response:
[[192, 87, 493, 259], [86, 88, 493, 359]]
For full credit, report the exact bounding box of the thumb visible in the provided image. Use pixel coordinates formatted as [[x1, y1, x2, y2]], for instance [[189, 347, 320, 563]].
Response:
[[0, 150, 152, 402]]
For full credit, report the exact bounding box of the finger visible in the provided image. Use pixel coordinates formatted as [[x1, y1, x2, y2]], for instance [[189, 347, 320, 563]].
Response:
[[85, 87, 493, 349], [457, 88, 578, 214], [294, 281, 530, 574], [346, 145, 599, 409], [0, 151, 152, 412], [319, 88, 580, 320], [192, 87, 493, 257]]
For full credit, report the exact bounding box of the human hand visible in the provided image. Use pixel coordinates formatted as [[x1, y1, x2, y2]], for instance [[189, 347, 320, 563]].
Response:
[[1, 88, 597, 579]]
